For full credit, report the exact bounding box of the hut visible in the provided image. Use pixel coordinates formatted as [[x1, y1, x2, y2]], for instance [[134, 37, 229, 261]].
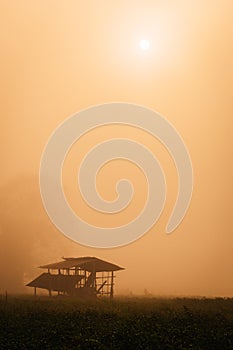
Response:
[[26, 256, 124, 299]]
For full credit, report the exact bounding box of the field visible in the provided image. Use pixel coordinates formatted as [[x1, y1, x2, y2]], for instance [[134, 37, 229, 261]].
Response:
[[1, 296, 233, 349]]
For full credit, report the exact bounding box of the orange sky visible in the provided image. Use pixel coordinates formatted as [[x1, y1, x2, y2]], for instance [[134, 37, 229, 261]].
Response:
[[0, 0, 233, 296]]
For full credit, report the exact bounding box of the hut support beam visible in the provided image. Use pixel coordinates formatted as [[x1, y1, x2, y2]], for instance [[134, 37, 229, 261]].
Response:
[[110, 271, 114, 299]]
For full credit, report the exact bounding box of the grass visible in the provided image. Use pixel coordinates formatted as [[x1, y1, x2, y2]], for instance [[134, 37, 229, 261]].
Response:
[[0, 295, 233, 349]]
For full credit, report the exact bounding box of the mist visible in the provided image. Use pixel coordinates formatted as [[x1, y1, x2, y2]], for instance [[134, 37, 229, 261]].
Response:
[[0, 175, 79, 293], [0, 1, 233, 297]]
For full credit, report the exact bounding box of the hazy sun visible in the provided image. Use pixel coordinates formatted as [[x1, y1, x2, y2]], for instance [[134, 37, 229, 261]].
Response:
[[139, 39, 150, 51]]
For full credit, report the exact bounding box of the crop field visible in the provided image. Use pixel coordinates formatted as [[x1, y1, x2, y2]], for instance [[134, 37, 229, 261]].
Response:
[[0, 296, 233, 349]]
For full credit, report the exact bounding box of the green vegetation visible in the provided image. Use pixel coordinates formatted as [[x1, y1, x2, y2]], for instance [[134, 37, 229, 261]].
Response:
[[0, 296, 233, 349]]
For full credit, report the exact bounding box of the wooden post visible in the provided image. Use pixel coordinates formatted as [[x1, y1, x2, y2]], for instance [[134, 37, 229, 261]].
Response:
[[34, 287, 37, 297], [48, 271, 52, 297], [110, 271, 114, 299], [93, 272, 96, 290]]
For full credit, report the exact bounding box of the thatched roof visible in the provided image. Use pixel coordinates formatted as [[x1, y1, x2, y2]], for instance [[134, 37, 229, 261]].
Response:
[[39, 256, 124, 272], [26, 273, 83, 292]]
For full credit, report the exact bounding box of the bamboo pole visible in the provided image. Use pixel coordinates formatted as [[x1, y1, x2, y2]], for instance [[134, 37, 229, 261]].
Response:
[[110, 271, 114, 299]]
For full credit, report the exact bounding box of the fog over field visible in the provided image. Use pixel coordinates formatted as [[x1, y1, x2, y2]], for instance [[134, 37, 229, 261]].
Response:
[[0, 1, 233, 297]]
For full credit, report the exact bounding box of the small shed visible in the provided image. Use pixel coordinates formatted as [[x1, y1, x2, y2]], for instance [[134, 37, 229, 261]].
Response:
[[26, 256, 124, 299]]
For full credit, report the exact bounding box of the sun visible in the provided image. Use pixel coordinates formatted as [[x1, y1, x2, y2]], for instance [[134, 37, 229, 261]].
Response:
[[139, 39, 150, 51]]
